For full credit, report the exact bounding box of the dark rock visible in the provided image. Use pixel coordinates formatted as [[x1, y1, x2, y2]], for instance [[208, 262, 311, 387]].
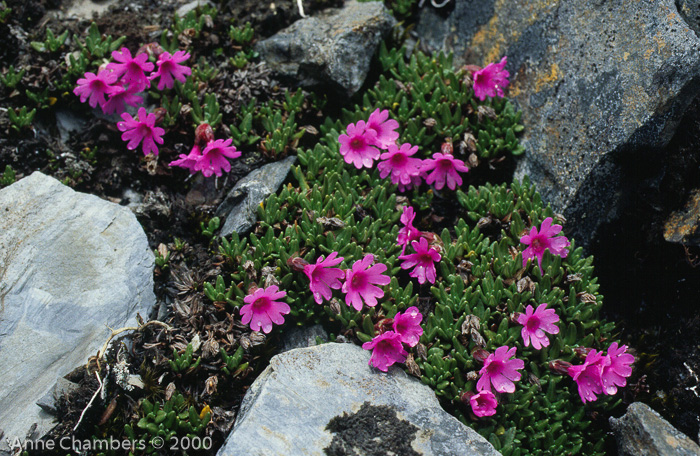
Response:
[[610, 402, 700, 456], [255, 0, 396, 97], [0, 172, 155, 445], [217, 156, 297, 236], [416, 0, 700, 248], [279, 324, 328, 353], [678, 0, 700, 36], [663, 188, 700, 245], [217, 343, 499, 456], [35, 378, 80, 415]]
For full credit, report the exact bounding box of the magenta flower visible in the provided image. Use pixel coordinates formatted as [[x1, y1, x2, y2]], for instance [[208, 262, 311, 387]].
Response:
[[342, 254, 391, 311], [73, 70, 119, 108], [107, 47, 154, 92], [392, 306, 423, 347], [195, 139, 241, 177], [477, 346, 524, 394], [377, 143, 423, 187], [516, 303, 560, 350], [397, 206, 421, 254], [338, 120, 380, 169], [472, 56, 510, 101], [421, 153, 469, 190], [303, 252, 345, 304], [600, 343, 634, 395], [399, 237, 441, 285], [366, 108, 400, 149], [117, 107, 165, 156], [169, 144, 203, 174], [567, 349, 609, 404], [520, 217, 570, 274], [362, 331, 408, 372], [240, 285, 290, 334], [150, 51, 192, 90], [470, 390, 498, 417], [101, 84, 144, 115]]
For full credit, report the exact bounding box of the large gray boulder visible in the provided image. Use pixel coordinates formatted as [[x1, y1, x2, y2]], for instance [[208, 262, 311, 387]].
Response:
[[0, 172, 155, 446], [417, 0, 700, 247], [217, 156, 296, 236], [255, 0, 396, 97], [218, 343, 499, 456], [610, 402, 700, 456]]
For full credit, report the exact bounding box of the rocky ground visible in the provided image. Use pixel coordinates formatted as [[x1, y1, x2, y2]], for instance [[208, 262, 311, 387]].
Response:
[[2, 0, 700, 455]]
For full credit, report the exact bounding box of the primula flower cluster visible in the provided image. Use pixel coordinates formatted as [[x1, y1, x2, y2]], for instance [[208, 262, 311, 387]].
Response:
[[301, 253, 391, 311], [73, 45, 192, 157], [466, 345, 524, 417], [396, 206, 441, 285], [338, 109, 469, 192], [240, 285, 290, 334], [520, 217, 571, 274], [564, 343, 635, 404], [362, 307, 423, 372]]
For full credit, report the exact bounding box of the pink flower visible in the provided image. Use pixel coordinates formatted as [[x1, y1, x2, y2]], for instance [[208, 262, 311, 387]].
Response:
[[520, 217, 570, 274], [399, 237, 441, 285], [600, 343, 634, 395], [338, 120, 380, 169], [392, 306, 423, 347], [567, 349, 609, 404], [477, 346, 524, 394], [107, 47, 154, 92], [169, 144, 202, 174], [303, 252, 345, 304], [195, 139, 241, 177], [240, 285, 290, 334], [472, 56, 510, 101], [421, 153, 469, 190], [397, 206, 421, 254], [150, 50, 192, 90], [117, 107, 165, 156], [362, 331, 407, 372], [101, 84, 144, 115], [342, 254, 390, 311], [366, 108, 399, 149], [377, 143, 423, 187], [73, 70, 119, 108], [470, 390, 498, 417], [516, 303, 560, 350]]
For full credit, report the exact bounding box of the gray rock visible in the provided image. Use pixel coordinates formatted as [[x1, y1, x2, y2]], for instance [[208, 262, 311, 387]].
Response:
[[416, 0, 700, 247], [217, 156, 297, 236], [218, 343, 499, 456], [610, 402, 700, 456], [255, 0, 396, 97], [678, 0, 700, 36], [279, 324, 328, 353], [0, 172, 155, 445], [36, 378, 81, 415], [176, 0, 214, 18]]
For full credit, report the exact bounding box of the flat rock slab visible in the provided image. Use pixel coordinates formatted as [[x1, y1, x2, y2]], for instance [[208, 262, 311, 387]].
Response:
[[255, 0, 396, 97], [217, 155, 296, 236], [218, 343, 499, 456], [417, 0, 700, 247], [0, 172, 155, 444], [610, 402, 700, 456]]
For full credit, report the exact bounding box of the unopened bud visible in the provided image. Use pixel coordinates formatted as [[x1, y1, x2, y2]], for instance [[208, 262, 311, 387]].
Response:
[[460, 391, 475, 405], [195, 123, 215, 146], [287, 255, 309, 272], [441, 141, 453, 156], [153, 107, 167, 126], [472, 348, 490, 364], [574, 347, 593, 359], [548, 359, 573, 375], [137, 42, 164, 59], [375, 318, 394, 334]]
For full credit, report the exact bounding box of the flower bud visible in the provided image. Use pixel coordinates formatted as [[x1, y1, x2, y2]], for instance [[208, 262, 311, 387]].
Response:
[[472, 348, 490, 364], [374, 318, 394, 334], [548, 359, 573, 375], [137, 42, 164, 59], [195, 123, 215, 147], [287, 255, 309, 272], [153, 107, 167, 126], [460, 391, 475, 405], [441, 141, 454, 156], [574, 347, 593, 359]]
